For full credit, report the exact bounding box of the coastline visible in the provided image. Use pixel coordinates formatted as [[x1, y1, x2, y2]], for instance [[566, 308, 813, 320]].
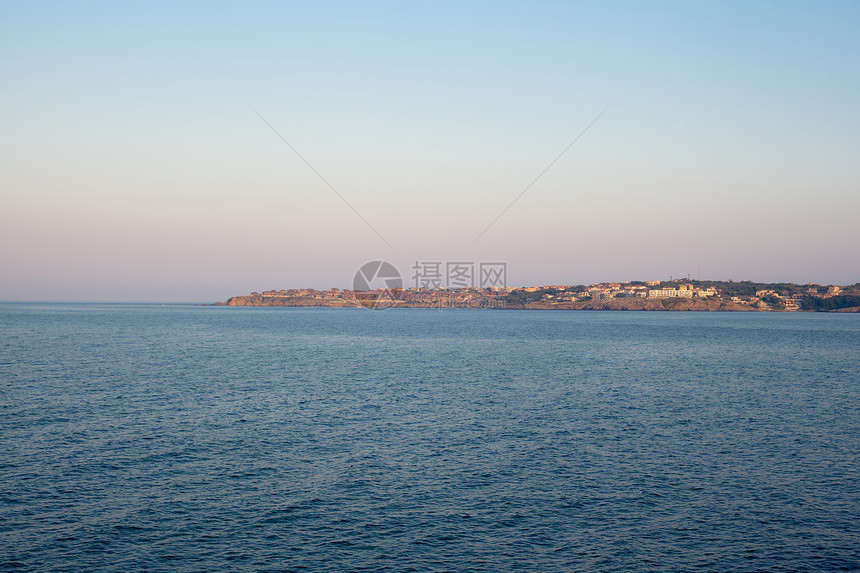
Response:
[[214, 280, 860, 312], [213, 295, 859, 312]]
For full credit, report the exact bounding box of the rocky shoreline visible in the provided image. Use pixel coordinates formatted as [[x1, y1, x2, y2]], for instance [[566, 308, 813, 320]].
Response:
[[216, 295, 785, 311], [215, 281, 860, 312]]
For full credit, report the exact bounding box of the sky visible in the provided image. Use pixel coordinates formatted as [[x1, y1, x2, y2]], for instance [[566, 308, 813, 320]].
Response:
[[2, 1, 859, 301]]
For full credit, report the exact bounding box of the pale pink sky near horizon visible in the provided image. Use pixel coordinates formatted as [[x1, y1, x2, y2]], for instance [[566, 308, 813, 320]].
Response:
[[2, 2, 859, 302]]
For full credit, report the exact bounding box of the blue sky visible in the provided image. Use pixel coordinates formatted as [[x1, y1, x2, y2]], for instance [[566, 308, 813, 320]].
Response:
[[2, 1, 858, 300]]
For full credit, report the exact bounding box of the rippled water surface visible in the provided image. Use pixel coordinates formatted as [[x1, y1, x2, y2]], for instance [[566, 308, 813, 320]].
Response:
[[1, 304, 858, 571]]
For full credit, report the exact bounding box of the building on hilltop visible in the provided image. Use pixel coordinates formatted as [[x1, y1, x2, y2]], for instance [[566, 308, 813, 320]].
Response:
[[825, 286, 841, 297], [648, 285, 694, 299]]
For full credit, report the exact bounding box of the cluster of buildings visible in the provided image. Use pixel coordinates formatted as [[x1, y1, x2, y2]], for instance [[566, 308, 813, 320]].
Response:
[[257, 288, 343, 299], [543, 282, 718, 302], [252, 283, 724, 303], [243, 281, 847, 311], [728, 284, 839, 310]]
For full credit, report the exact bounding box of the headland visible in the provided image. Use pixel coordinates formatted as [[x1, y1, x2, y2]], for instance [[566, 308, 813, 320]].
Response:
[[215, 280, 860, 312]]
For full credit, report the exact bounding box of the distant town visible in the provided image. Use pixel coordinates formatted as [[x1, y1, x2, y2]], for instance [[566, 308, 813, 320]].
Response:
[[216, 280, 860, 312]]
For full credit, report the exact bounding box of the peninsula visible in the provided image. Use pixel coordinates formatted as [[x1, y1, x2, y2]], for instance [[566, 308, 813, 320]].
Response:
[[216, 280, 860, 312]]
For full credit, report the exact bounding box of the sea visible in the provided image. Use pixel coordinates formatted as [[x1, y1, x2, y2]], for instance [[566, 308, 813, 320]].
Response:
[[1, 303, 858, 572]]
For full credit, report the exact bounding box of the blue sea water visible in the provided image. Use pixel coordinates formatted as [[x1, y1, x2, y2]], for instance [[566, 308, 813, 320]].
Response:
[[1, 304, 858, 572]]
